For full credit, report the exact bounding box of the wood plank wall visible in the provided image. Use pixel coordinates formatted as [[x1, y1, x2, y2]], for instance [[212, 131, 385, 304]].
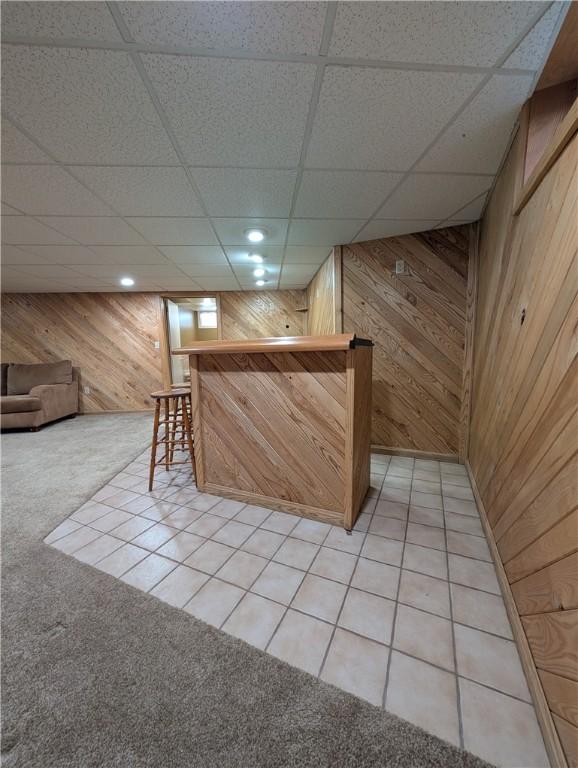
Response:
[[1, 290, 306, 412], [469, 123, 578, 766], [306, 249, 341, 335], [341, 226, 471, 457]]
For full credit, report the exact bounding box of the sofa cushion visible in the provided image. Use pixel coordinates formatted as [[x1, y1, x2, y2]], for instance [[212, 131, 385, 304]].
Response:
[[7, 360, 73, 395], [0, 395, 43, 414], [1, 363, 9, 396]]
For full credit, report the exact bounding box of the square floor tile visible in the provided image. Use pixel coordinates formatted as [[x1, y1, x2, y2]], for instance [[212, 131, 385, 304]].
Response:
[[157, 531, 205, 561], [273, 537, 319, 570], [187, 493, 221, 512], [412, 479, 441, 495], [321, 628, 389, 706], [91, 485, 119, 502], [44, 519, 82, 544], [374, 499, 408, 520], [393, 603, 454, 670], [459, 678, 549, 768], [235, 504, 272, 527], [136, 500, 181, 521], [443, 485, 474, 501], [89, 508, 134, 533], [409, 506, 444, 529], [102, 489, 140, 508], [291, 517, 331, 545], [211, 520, 255, 547], [368, 516, 406, 541], [95, 543, 149, 577], [110, 472, 148, 491], [73, 533, 124, 565], [71, 501, 114, 525], [405, 522, 446, 551], [184, 539, 235, 574], [410, 491, 442, 510], [455, 624, 530, 701], [120, 553, 177, 592], [402, 542, 447, 580], [261, 511, 299, 535], [412, 470, 439, 482], [387, 651, 459, 746], [398, 569, 450, 618], [149, 485, 184, 501], [119, 494, 156, 515], [184, 578, 245, 628], [451, 583, 512, 639], [444, 511, 483, 537], [448, 553, 500, 594], [50, 526, 102, 554], [323, 527, 365, 555], [380, 486, 410, 504], [353, 513, 371, 532], [310, 546, 357, 584], [443, 497, 478, 517], [161, 507, 204, 530], [268, 609, 333, 675], [292, 574, 347, 623], [131, 523, 178, 551], [209, 498, 246, 519], [383, 475, 412, 490], [216, 550, 268, 589], [338, 588, 395, 645], [251, 561, 304, 605], [185, 512, 228, 538], [110, 515, 155, 542], [150, 564, 208, 607], [442, 474, 470, 489], [222, 592, 285, 650], [361, 534, 403, 567], [446, 530, 491, 562], [242, 528, 285, 558], [351, 558, 400, 600]]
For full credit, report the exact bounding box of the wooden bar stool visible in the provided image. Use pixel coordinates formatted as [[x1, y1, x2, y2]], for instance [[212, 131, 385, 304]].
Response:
[[148, 387, 195, 491]]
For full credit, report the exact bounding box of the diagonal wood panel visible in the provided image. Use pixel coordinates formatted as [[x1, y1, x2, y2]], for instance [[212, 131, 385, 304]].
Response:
[[342, 225, 471, 454], [220, 290, 305, 339]]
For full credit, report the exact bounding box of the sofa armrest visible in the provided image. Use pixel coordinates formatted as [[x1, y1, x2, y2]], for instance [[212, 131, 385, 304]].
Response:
[[28, 381, 78, 422]]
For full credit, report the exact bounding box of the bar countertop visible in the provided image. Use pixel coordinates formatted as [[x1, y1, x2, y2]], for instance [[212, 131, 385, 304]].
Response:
[[174, 333, 372, 355]]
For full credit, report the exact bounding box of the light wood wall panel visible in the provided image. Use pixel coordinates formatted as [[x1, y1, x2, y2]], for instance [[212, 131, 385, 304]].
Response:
[[469, 116, 578, 766], [1, 290, 306, 412], [341, 226, 471, 456], [306, 248, 341, 335]]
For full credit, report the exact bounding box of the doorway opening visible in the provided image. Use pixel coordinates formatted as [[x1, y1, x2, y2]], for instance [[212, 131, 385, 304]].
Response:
[[163, 296, 219, 386]]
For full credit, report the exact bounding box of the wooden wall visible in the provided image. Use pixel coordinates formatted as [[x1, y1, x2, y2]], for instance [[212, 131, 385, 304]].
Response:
[[306, 249, 341, 335], [1, 289, 306, 412], [341, 226, 471, 457], [468, 119, 578, 765]]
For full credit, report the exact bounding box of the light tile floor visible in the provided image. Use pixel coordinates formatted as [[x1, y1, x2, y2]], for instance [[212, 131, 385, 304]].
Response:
[[45, 451, 550, 767]]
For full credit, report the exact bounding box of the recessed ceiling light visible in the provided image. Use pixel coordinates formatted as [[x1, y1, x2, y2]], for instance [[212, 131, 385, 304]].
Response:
[[253, 268, 265, 278], [120, 277, 134, 286], [255, 280, 266, 287], [245, 228, 265, 243], [249, 253, 264, 263]]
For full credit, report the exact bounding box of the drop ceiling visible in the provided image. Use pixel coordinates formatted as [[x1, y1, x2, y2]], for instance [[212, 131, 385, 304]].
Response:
[[0, 1, 565, 293]]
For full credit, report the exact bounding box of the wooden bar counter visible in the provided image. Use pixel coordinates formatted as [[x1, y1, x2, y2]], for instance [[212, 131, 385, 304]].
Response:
[[175, 334, 373, 530]]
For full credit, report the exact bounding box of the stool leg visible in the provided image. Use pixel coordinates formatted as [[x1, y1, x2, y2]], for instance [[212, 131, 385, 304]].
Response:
[[163, 398, 170, 471], [181, 394, 196, 477], [148, 399, 161, 492], [169, 396, 180, 465]]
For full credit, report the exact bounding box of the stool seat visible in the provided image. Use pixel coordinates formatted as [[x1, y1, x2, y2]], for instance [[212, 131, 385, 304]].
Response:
[[151, 387, 190, 399]]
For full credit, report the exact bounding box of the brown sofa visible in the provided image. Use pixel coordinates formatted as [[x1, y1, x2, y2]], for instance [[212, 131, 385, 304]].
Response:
[[0, 360, 79, 430]]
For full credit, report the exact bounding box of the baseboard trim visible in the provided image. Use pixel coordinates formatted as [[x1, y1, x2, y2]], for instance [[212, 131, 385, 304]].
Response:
[[371, 445, 459, 463], [465, 460, 567, 768]]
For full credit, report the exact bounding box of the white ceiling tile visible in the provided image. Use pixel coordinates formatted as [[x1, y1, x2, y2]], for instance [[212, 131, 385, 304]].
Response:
[[1, 1, 122, 41], [119, 1, 326, 55], [158, 246, 227, 264], [2, 165, 114, 216], [212, 218, 288, 246], [295, 170, 403, 218], [378, 175, 491, 221], [417, 75, 533, 174], [193, 168, 297, 217], [284, 246, 333, 264], [141, 54, 316, 166], [178, 264, 235, 279], [2, 46, 177, 164], [225, 246, 284, 265], [503, 4, 564, 70], [1, 216, 76, 244], [281, 264, 319, 279], [71, 166, 204, 217], [353, 220, 443, 243], [306, 67, 483, 171], [287, 219, 365, 246], [127, 218, 218, 245], [7, 264, 88, 280], [1, 119, 53, 163], [36, 217, 147, 245], [445, 193, 488, 222], [12, 245, 96, 264], [2, 203, 23, 216], [85, 246, 166, 265], [233, 264, 281, 279], [1, 245, 47, 265], [71, 264, 182, 279], [329, 2, 548, 66], [194, 278, 240, 291], [156, 279, 204, 291]]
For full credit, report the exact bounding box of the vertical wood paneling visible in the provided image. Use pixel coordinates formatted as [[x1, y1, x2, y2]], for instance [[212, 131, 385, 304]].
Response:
[[469, 117, 578, 766], [306, 248, 340, 335], [341, 226, 471, 455]]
